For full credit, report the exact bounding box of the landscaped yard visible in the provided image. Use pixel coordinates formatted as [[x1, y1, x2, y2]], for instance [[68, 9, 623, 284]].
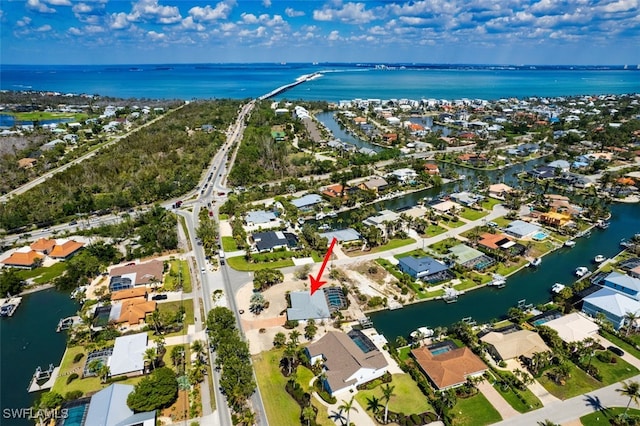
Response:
[[252, 349, 333, 426], [493, 259, 529, 276], [451, 392, 502, 426], [17, 262, 67, 285], [163, 259, 192, 292], [355, 374, 433, 420], [580, 407, 640, 426], [459, 208, 489, 221], [585, 352, 639, 385], [157, 300, 195, 329], [221, 236, 239, 252], [350, 238, 415, 257], [488, 370, 542, 413], [423, 224, 447, 238], [440, 217, 465, 228], [537, 363, 601, 400], [600, 330, 640, 360], [428, 238, 460, 254], [481, 198, 502, 211], [227, 256, 295, 271]]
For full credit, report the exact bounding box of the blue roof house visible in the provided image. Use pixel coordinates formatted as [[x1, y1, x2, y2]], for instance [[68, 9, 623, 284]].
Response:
[[398, 256, 450, 283], [602, 272, 640, 300], [84, 384, 155, 426], [582, 287, 640, 330]]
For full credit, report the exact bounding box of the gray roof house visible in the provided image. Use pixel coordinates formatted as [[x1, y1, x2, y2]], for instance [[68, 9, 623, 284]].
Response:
[[306, 331, 388, 396], [245, 210, 278, 226], [602, 272, 640, 301], [319, 228, 362, 243], [291, 194, 323, 210], [582, 287, 640, 330], [450, 191, 485, 207], [84, 384, 155, 426], [504, 220, 543, 239], [398, 256, 451, 283], [287, 291, 332, 321], [109, 333, 148, 377]]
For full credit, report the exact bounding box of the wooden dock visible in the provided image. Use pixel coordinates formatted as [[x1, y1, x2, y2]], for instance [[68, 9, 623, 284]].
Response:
[[27, 364, 60, 393]]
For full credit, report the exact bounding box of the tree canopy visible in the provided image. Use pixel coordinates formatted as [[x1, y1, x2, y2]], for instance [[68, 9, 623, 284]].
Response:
[[127, 367, 178, 412]]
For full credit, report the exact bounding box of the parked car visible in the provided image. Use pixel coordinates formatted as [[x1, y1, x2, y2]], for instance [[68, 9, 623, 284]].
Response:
[[152, 294, 168, 301], [608, 346, 625, 356]]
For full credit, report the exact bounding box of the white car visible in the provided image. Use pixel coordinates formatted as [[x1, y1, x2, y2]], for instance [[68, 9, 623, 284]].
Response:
[[201, 267, 206, 273]]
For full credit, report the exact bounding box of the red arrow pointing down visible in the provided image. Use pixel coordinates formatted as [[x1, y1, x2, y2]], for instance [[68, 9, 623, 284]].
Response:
[[309, 237, 338, 295]]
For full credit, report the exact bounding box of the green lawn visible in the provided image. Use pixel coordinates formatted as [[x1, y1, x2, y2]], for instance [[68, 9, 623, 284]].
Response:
[[586, 352, 640, 385], [580, 407, 640, 426], [481, 198, 502, 211], [451, 392, 502, 426], [459, 208, 489, 221], [492, 217, 512, 228], [349, 238, 415, 257], [440, 218, 465, 228], [489, 371, 542, 413], [394, 249, 429, 260], [398, 346, 412, 362], [227, 256, 294, 271], [221, 236, 239, 252], [163, 260, 192, 292], [158, 300, 195, 326], [355, 374, 433, 419], [600, 330, 640, 360], [423, 224, 447, 237], [16, 262, 67, 285], [493, 259, 529, 276], [428, 238, 460, 254], [537, 363, 601, 400]]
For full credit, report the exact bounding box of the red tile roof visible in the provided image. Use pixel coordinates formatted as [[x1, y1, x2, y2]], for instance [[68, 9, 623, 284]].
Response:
[[49, 240, 84, 258], [411, 346, 488, 390]]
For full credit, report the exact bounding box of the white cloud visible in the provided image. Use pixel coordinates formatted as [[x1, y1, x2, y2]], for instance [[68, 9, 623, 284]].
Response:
[[129, 0, 182, 24], [220, 22, 236, 32], [147, 30, 165, 41], [241, 13, 259, 24], [72, 3, 93, 14], [262, 0, 271, 7], [598, 0, 639, 13], [189, 1, 235, 22], [26, 0, 55, 14], [35, 24, 52, 32], [84, 25, 104, 33], [313, 2, 376, 24], [285, 7, 304, 18], [327, 30, 340, 41], [67, 27, 82, 36], [110, 12, 130, 30], [16, 16, 32, 27], [45, 0, 71, 5], [180, 17, 205, 31]]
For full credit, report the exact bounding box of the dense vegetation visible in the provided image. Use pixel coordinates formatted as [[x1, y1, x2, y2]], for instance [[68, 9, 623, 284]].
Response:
[[127, 367, 179, 412], [207, 306, 256, 422], [0, 269, 25, 296], [0, 100, 242, 231], [53, 241, 121, 290]]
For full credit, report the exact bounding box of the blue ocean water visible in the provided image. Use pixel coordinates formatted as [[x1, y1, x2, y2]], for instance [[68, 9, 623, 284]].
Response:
[[1, 63, 639, 101]]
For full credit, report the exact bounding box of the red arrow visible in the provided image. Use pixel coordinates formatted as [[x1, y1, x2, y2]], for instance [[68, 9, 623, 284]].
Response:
[[310, 237, 338, 295]]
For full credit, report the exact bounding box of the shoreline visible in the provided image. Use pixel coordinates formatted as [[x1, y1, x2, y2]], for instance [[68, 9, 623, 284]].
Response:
[[19, 283, 55, 296]]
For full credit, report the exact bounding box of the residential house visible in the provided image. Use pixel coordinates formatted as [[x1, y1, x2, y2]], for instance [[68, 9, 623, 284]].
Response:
[[322, 184, 350, 199], [108, 333, 148, 377], [49, 239, 85, 260], [83, 384, 156, 426], [110, 297, 156, 327], [363, 210, 401, 238], [287, 290, 332, 321], [477, 233, 525, 256], [1, 248, 43, 269], [527, 165, 557, 180], [245, 210, 279, 227], [252, 231, 298, 252], [411, 345, 488, 390], [543, 312, 599, 344], [291, 194, 323, 212], [389, 168, 417, 184], [431, 200, 462, 214], [488, 183, 513, 200], [539, 210, 572, 227], [458, 153, 487, 165], [601, 272, 640, 301], [424, 163, 440, 175], [448, 244, 495, 270], [548, 159, 571, 172], [110, 287, 148, 301], [504, 220, 543, 239], [480, 329, 551, 362], [582, 287, 640, 330], [382, 133, 398, 143], [110, 260, 164, 288], [306, 331, 388, 396], [450, 191, 485, 207], [358, 177, 388, 194], [319, 228, 362, 243], [397, 256, 451, 283]]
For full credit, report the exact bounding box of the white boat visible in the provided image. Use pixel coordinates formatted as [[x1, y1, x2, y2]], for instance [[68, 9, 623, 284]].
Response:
[[594, 255, 606, 263], [488, 274, 506, 288], [410, 327, 434, 340], [597, 220, 610, 229], [327, 211, 338, 218], [551, 283, 566, 294], [575, 267, 589, 277], [443, 287, 461, 303], [564, 240, 576, 248], [315, 213, 325, 220], [530, 257, 541, 267], [317, 224, 331, 231]]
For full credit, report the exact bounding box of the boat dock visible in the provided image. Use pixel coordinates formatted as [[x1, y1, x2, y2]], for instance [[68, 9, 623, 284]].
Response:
[[27, 364, 60, 393], [0, 296, 22, 317], [258, 72, 321, 100], [56, 315, 82, 332]]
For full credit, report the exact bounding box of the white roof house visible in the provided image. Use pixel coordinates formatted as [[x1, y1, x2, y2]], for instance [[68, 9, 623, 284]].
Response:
[[287, 291, 331, 321], [543, 312, 599, 343], [504, 220, 542, 239], [363, 210, 400, 227], [582, 287, 640, 330], [389, 168, 417, 183], [108, 333, 148, 376], [319, 228, 362, 243], [84, 384, 155, 426], [291, 194, 323, 210], [602, 272, 640, 300], [245, 210, 278, 227]]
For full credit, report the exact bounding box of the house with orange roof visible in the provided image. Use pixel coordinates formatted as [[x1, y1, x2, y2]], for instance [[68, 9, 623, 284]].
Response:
[[49, 240, 85, 260], [111, 287, 148, 301], [353, 116, 367, 125], [617, 177, 636, 186], [2, 248, 44, 269], [488, 183, 513, 200], [112, 297, 156, 327], [322, 184, 349, 199], [424, 163, 440, 175], [18, 158, 37, 169], [411, 344, 488, 390], [540, 210, 572, 227], [30, 238, 56, 255], [458, 153, 487, 164], [382, 133, 398, 144]]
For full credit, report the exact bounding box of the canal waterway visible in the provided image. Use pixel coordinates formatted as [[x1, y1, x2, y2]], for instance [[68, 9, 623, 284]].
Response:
[[0, 289, 78, 424], [315, 111, 385, 152], [369, 201, 640, 343]]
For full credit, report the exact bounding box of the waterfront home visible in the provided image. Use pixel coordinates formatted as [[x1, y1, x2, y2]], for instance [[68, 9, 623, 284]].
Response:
[[480, 329, 550, 362], [49, 239, 85, 260], [358, 176, 388, 194], [290, 194, 323, 212], [411, 345, 488, 391], [306, 330, 388, 396], [548, 159, 571, 173], [504, 220, 543, 239], [382, 133, 398, 143], [110, 260, 164, 288], [244, 210, 279, 228], [389, 168, 418, 184], [110, 287, 148, 302], [397, 256, 451, 283], [322, 184, 351, 199], [82, 384, 155, 426], [1, 248, 44, 269], [488, 183, 513, 200], [448, 244, 495, 270], [251, 230, 298, 253], [582, 287, 640, 330], [539, 210, 573, 228], [457, 153, 488, 165], [543, 312, 599, 344], [601, 272, 640, 301], [527, 165, 557, 180], [111, 298, 157, 327], [450, 191, 485, 207], [286, 290, 331, 322], [319, 228, 362, 244], [477, 233, 525, 256], [431, 200, 461, 214], [424, 163, 440, 175], [363, 209, 400, 228], [109, 333, 148, 377]]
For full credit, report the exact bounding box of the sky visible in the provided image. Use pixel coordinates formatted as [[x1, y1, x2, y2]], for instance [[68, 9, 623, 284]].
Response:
[[1, 0, 639, 65]]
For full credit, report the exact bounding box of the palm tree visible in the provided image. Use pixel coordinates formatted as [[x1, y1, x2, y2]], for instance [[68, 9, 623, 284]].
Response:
[[144, 347, 157, 371], [301, 406, 315, 426], [618, 380, 640, 415], [98, 364, 110, 383], [538, 420, 560, 426], [381, 383, 396, 423], [365, 395, 383, 417], [191, 340, 206, 363], [171, 345, 185, 369], [338, 396, 358, 426], [289, 329, 301, 346], [624, 311, 639, 336]]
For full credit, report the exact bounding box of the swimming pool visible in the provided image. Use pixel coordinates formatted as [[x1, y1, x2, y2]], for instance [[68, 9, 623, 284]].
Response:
[[430, 346, 451, 356], [60, 401, 89, 426], [532, 318, 549, 326], [532, 232, 549, 241]]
